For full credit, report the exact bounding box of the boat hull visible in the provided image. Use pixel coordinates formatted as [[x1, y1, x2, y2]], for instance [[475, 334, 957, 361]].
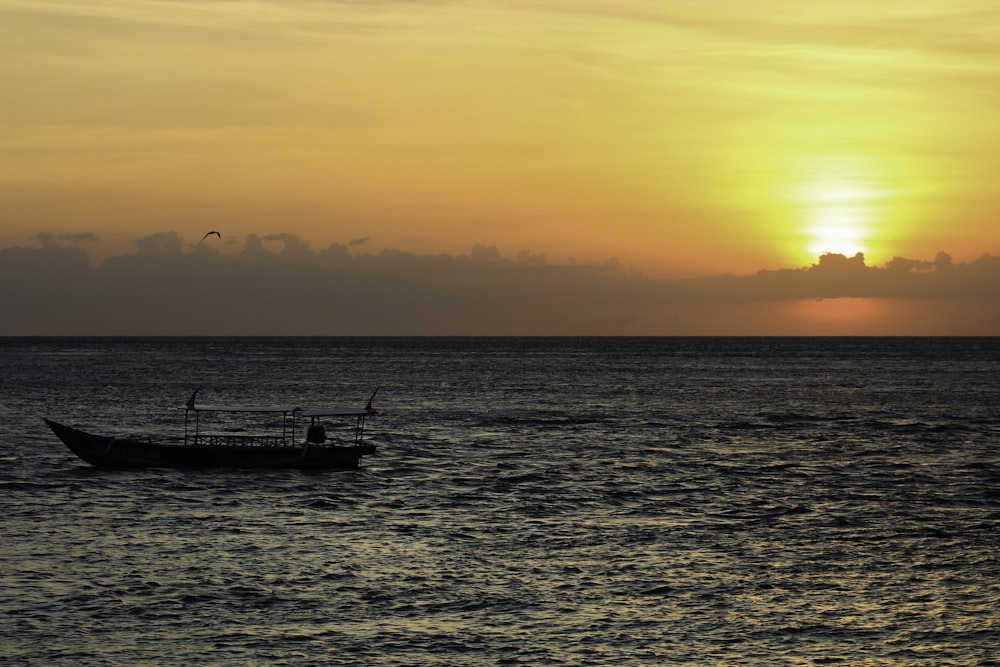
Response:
[[44, 419, 375, 470]]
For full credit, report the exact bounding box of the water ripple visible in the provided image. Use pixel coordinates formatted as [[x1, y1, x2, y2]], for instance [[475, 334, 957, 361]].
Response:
[[1, 337, 998, 665]]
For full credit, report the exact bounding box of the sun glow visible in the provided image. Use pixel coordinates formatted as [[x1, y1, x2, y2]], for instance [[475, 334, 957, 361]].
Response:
[[805, 186, 876, 257], [798, 297, 879, 325], [791, 157, 890, 263]]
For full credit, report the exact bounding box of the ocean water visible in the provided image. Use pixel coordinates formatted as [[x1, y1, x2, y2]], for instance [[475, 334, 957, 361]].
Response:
[[1, 337, 998, 666]]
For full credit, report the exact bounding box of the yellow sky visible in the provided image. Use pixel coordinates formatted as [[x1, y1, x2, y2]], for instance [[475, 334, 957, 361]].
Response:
[[2, 0, 998, 278]]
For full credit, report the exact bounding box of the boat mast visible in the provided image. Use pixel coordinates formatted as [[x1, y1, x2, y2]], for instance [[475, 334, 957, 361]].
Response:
[[184, 387, 201, 446]]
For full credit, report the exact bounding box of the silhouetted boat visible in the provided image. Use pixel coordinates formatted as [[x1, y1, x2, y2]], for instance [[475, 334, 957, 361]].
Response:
[[45, 388, 378, 470]]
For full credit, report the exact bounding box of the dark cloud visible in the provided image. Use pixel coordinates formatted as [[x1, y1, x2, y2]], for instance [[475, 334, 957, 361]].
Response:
[[348, 236, 370, 247], [259, 233, 314, 259], [1, 234, 998, 335], [134, 231, 184, 255], [673, 251, 1000, 305]]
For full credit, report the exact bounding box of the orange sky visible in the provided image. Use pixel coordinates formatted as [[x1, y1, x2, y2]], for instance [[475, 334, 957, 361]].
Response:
[[1, 1, 999, 334]]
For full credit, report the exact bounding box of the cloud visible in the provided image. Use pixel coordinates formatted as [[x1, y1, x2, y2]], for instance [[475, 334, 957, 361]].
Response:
[[134, 231, 185, 255], [258, 233, 314, 259], [1, 233, 998, 335], [673, 251, 1000, 304], [546, 2, 1000, 59]]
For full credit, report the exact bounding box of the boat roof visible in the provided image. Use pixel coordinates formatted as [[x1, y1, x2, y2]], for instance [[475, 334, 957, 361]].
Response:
[[185, 404, 372, 416], [186, 404, 301, 413], [183, 387, 375, 416]]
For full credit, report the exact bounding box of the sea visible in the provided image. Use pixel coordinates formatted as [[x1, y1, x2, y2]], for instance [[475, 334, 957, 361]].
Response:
[[1, 337, 997, 666]]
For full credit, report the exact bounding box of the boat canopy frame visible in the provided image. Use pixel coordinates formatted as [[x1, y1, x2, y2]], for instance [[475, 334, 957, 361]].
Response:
[[182, 388, 376, 448]]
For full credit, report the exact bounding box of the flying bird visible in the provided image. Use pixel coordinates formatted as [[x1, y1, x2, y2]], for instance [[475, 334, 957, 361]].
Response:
[[200, 231, 221, 242]]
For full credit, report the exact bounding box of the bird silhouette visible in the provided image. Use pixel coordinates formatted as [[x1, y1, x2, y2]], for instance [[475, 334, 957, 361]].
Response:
[[200, 231, 221, 242]]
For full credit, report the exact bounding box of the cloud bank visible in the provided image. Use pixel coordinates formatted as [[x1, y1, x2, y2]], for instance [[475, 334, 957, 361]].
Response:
[[1, 232, 998, 335]]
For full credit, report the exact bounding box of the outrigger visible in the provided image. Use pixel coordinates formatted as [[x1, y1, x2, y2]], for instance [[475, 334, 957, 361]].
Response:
[[44, 388, 379, 470]]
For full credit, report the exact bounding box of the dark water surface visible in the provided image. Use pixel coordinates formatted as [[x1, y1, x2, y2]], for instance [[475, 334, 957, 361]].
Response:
[[1, 337, 998, 665]]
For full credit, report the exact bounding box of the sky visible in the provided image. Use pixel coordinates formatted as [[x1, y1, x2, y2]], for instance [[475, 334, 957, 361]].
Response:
[[1, 0, 998, 335]]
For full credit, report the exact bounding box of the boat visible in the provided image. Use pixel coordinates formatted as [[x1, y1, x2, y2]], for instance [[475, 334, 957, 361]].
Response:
[[44, 388, 379, 470]]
